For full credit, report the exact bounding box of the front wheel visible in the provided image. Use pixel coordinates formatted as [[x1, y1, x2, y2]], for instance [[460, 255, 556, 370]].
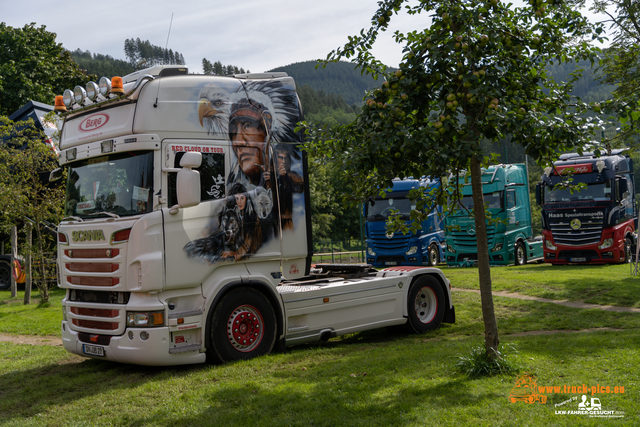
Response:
[[514, 242, 527, 266], [427, 244, 440, 267], [207, 287, 277, 364], [406, 275, 445, 333]]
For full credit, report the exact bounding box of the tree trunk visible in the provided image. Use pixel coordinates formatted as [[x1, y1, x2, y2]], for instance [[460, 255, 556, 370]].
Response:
[[35, 226, 49, 303], [24, 223, 32, 305], [10, 226, 17, 298], [469, 154, 500, 359]]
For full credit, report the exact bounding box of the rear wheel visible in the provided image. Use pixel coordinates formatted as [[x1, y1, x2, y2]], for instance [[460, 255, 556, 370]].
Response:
[[515, 242, 527, 266], [428, 244, 440, 267], [207, 287, 276, 364], [406, 275, 445, 333], [0, 259, 11, 291]]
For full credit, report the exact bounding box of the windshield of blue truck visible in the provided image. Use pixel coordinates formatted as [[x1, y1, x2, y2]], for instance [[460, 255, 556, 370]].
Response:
[[65, 151, 154, 218], [454, 191, 503, 211], [368, 197, 415, 219], [544, 181, 611, 203]]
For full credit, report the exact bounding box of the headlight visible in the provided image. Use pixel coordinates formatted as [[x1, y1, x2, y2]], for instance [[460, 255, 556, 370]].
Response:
[[491, 242, 503, 252], [367, 247, 376, 256], [447, 244, 454, 253], [545, 239, 557, 250], [406, 246, 418, 256], [599, 238, 613, 250], [126, 311, 165, 327]]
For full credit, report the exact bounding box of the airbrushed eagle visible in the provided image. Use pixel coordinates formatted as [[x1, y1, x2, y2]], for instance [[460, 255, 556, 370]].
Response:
[[197, 79, 301, 143]]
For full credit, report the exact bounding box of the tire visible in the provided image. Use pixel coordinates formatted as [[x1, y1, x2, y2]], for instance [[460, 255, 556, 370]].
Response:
[[406, 275, 445, 333], [515, 241, 527, 266], [623, 237, 632, 263], [0, 259, 11, 291], [427, 244, 440, 267], [207, 287, 276, 364]]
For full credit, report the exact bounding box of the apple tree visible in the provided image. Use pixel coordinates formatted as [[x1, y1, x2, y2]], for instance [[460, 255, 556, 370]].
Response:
[[0, 116, 64, 303], [306, 0, 604, 360], [591, 0, 640, 142]]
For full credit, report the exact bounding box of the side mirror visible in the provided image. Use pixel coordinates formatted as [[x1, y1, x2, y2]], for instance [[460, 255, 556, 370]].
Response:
[[170, 152, 201, 214], [49, 168, 63, 182], [535, 183, 541, 205]]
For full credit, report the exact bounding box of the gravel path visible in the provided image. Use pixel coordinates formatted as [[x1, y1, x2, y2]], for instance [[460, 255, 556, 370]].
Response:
[[452, 287, 640, 313]]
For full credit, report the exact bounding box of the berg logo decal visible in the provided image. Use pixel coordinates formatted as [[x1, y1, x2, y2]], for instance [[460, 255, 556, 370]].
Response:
[[72, 230, 106, 242], [78, 114, 109, 132]]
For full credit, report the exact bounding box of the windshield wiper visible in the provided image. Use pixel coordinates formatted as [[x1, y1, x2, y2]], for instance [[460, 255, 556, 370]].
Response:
[[62, 216, 84, 222], [87, 211, 121, 219]]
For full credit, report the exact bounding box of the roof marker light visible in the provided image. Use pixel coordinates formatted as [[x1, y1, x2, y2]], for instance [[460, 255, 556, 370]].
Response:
[[99, 77, 111, 97], [111, 76, 124, 95], [54, 96, 66, 112]]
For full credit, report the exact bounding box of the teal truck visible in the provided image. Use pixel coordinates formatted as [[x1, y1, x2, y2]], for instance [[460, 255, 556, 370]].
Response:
[[445, 164, 543, 266]]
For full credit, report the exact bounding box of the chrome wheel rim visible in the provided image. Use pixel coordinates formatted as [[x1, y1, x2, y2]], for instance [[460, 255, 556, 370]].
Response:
[[414, 286, 437, 324]]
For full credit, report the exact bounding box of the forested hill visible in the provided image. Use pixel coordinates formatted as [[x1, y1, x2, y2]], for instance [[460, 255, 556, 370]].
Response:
[[68, 48, 614, 107], [269, 61, 380, 106]]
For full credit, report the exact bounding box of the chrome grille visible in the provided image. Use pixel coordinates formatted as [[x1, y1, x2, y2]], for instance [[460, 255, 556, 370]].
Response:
[[370, 229, 410, 251], [549, 218, 603, 246], [449, 225, 496, 249]]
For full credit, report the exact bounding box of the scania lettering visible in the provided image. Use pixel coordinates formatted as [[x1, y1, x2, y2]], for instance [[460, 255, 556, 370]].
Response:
[[536, 150, 636, 264], [365, 178, 445, 267], [445, 164, 543, 266], [53, 65, 455, 366]]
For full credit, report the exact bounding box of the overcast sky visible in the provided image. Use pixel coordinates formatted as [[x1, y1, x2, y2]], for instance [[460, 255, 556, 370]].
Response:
[[2, 0, 609, 76]]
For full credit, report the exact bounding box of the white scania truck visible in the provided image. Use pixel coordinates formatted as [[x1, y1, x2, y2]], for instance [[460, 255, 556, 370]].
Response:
[[53, 65, 455, 366]]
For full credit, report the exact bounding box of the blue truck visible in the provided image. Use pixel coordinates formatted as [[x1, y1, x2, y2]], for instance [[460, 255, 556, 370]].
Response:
[[365, 178, 445, 267]]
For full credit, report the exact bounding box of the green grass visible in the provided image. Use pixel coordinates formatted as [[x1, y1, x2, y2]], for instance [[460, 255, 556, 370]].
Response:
[[0, 287, 64, 336], [1, 269, 639, 426], [442, 262, 640, 307]]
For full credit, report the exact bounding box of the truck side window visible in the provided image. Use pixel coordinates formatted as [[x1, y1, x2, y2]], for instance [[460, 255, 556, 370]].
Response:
[[506, 190, 516, 209], [168, 151, 226, 206]]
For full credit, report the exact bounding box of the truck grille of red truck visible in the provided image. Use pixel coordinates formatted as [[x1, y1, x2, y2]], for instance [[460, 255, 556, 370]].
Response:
[[548, 219, 603, 246]]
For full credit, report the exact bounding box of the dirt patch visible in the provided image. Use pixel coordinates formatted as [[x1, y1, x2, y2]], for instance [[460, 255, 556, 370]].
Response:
[[0, 334, 62, 346], [452, 287, 640, 313]]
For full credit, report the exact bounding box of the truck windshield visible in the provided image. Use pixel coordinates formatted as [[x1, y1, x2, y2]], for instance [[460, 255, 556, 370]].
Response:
[[368, 197, 414, 219], [544, 181, 611, 203], [65, 151, 154, 218], [456, 191, 503, 210]]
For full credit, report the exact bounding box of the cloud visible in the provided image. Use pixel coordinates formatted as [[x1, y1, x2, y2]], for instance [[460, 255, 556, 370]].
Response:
[[2, 0, 607, 76]]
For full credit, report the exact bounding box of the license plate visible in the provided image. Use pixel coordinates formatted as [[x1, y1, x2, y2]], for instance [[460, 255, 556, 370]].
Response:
[[385, 261, 397, 266], [83, 344, 105, 357], [570, 257, 586, 262]]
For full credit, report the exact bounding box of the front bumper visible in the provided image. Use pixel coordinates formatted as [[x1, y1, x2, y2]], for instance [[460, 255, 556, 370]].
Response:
[[61, 321, 206, 366]]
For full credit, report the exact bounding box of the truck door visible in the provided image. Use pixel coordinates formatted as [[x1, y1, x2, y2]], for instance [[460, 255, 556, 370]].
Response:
[[161, 140, 236, 289]]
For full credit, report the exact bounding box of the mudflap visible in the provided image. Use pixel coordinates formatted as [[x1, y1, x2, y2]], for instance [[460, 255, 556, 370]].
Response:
[[443, 305, 455, 324]]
